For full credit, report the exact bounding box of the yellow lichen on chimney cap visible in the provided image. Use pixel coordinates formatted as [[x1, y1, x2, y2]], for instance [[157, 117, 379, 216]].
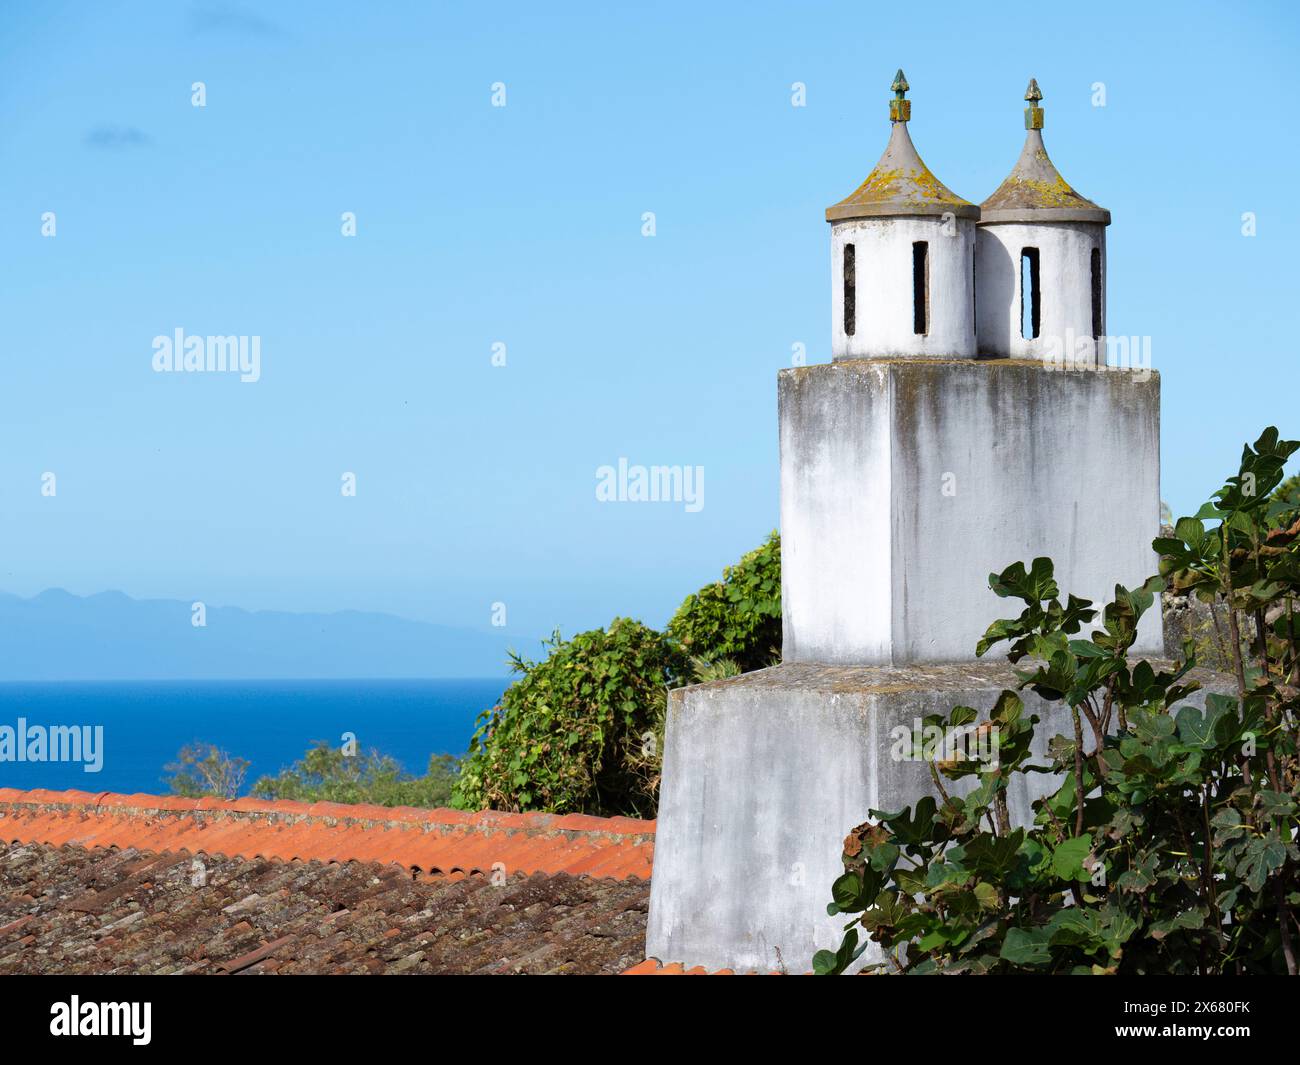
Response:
[[826, 69, 977, 222]]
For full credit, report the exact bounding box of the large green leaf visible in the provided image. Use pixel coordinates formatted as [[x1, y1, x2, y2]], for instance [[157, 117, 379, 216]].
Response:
[[1000, 927, 1051, 965], [1051, 836, 1093, 881]]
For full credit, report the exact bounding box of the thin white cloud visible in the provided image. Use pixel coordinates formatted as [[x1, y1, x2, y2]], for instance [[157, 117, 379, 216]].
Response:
[[84, 125, 151, 149]]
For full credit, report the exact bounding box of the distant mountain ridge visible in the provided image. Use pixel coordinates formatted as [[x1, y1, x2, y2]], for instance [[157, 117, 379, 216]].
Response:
[[0, 589, 526, 680]]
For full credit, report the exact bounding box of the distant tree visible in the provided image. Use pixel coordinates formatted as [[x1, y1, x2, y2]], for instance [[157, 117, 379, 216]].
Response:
[[164, 741, 459, 808], [251, 742, 459, 808], [165, 743, 249, 800], [1272, 472, 1300, 513]]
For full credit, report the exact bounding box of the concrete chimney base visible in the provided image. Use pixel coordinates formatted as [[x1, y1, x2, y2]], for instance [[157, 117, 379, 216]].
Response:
[[646, 661, 1226, 973]]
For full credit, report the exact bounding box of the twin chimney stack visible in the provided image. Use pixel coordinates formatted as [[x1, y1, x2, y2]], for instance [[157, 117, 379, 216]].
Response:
[[828, 71, 1110, 364]]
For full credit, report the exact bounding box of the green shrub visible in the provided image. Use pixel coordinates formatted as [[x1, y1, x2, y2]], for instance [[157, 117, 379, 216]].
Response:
[[816, 428, 1300, 975], [454, 534, 782, 816], [667, 530, 781, 673], [453, 618, 689, 817], [251, 743, 460, 808]]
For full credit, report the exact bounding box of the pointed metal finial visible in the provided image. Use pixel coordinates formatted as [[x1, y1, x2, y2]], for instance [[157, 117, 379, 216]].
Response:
[[1024, 77, 1044, 130], [890, 69, 911, 123]]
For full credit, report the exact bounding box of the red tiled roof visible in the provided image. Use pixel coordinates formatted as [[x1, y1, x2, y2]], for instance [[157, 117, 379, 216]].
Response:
[[0, 789, 655, 881], [624, 959, 733, 975], [623, 959, 782, 975]]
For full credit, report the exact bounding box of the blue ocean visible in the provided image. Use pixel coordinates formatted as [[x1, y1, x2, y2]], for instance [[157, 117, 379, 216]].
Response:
[[0, 679, 508, 795]]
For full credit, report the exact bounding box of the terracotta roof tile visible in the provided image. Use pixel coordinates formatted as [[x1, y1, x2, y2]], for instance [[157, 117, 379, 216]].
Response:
[[622, 958, 778, 975], [0, 789, 654, 881], [0, 788, 660, 975]]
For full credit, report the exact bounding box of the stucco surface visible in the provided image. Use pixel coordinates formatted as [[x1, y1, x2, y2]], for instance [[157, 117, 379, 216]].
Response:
[[780, 358, 1162, 666], [830, 216, 977, 360], [646, 662, 1227, 973], [976, 221, 1106, 361]]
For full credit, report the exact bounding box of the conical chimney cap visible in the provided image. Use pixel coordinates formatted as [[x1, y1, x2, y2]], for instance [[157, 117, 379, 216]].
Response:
[[826, 70, 978, 223], [980, 79, 1110, 225]]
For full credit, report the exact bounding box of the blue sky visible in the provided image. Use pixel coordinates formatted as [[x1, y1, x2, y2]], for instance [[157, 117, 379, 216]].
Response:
[[1, 0, 1297, 644]]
